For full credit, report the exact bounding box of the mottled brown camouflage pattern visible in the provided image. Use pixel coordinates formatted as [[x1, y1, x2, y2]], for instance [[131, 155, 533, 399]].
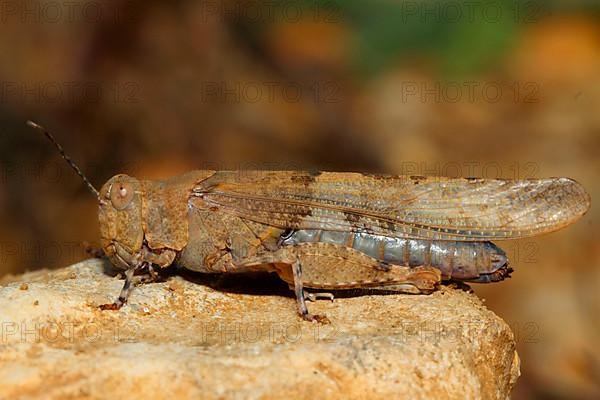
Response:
[[97, 170, 591, 320]]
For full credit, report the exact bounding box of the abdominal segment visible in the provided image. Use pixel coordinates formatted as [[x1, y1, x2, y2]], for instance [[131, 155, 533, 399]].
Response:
[[280, 230, 511, 282]]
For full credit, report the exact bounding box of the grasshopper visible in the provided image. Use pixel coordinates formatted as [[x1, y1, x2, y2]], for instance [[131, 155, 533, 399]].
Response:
[[28, 121, 591, 322]]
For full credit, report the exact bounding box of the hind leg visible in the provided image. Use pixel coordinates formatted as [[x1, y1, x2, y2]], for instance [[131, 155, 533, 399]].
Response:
[[237, 243, 441, 321], [270, 243, 440, 291]]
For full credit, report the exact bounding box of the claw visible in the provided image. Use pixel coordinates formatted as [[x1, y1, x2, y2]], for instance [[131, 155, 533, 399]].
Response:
[[305, 292, 335, 302], [300, 312, 331, 324], [98, 301, 123, 311]]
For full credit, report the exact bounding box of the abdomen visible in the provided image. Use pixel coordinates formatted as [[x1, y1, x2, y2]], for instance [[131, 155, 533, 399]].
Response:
[[280, 230, 511, 282]]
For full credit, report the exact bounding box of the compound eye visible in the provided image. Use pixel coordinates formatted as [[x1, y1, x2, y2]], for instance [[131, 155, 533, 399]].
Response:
[[110, 181, 134, 210]]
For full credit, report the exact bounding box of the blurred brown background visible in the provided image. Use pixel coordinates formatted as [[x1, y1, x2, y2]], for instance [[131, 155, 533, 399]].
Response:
[[0, 0, 598, 398]]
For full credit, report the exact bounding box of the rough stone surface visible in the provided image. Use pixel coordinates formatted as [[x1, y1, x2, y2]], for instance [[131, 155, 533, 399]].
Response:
[[0, 259, 520, 399]]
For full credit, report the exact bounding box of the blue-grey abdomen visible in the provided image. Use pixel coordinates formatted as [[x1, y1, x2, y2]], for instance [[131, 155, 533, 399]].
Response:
[[281, 230, 510, 282]]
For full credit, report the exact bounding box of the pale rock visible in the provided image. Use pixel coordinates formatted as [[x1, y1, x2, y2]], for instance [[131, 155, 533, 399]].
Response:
[[0, 259, 520, 399]]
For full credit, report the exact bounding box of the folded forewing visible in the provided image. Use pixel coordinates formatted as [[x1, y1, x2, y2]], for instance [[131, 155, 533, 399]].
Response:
[[190, 171, 590, 241]]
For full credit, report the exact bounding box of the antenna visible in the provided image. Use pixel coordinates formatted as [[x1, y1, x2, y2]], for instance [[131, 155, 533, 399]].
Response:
[[26, 120, 100, 199]]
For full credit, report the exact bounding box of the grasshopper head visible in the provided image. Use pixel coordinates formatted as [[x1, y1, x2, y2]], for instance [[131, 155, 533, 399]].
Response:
[[98, 174, 145, 269], [26, 121, 147, 270]]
